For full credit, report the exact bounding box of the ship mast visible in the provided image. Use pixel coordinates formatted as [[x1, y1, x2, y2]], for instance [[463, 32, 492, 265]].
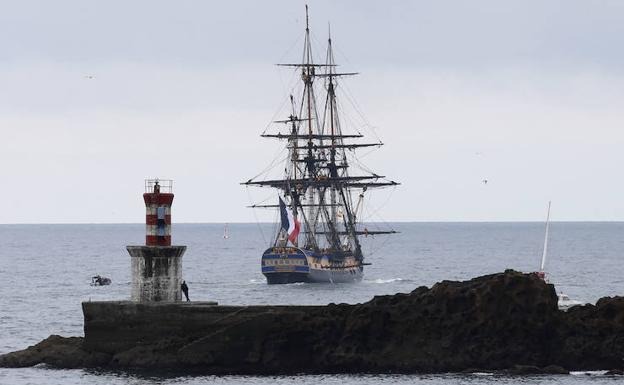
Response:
[[322, 25, 348, 252], [327, 25, 337, 239], [302, 4, 317, 249], [244, 6, 400, 259], [321, 27, 365, 259]]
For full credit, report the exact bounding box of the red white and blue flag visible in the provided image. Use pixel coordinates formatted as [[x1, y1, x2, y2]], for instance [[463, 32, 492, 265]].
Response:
[[279, 197, 301, 245]]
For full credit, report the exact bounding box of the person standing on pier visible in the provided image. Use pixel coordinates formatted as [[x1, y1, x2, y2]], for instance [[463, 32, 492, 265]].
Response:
[[181, 280, 190, 301]]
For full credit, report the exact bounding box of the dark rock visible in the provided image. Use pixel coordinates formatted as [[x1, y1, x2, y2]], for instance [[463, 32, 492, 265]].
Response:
[[505, 365, 544, 375], [503, 364, 568, 375], [2, 270, 624, 374], [0, 335, 109, 368], [605, 369, 624, 375], [461, 368, 490, 374], [555, 296, 624, 370], [542, 365, 569, 374]]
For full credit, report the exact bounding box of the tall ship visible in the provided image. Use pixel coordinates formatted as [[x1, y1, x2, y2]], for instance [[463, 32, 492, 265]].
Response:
[[244, 7, 399, 284]]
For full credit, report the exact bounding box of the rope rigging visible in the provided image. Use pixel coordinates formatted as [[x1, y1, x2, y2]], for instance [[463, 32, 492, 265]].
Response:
[[244, 6, 400, 267]]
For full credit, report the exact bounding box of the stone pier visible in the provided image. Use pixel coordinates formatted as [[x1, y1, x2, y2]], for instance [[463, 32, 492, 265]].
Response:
[[127, 245, 186, 302]]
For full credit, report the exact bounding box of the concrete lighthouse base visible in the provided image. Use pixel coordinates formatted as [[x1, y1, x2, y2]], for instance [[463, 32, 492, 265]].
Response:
[[127, 245, 186, 302]]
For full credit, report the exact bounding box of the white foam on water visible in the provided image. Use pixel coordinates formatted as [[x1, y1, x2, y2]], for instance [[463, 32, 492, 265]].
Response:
[[570, 370, 608, 376], [368, 278, 405, 284]]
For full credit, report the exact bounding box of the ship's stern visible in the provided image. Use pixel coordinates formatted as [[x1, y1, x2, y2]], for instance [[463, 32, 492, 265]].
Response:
[[261, 247, 310, 284]]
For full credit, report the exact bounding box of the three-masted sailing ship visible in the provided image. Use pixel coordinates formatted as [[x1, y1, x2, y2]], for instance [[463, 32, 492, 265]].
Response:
[[244, 7, 399, 284]]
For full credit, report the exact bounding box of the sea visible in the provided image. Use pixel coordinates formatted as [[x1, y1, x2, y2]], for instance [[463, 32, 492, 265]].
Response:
[[1, 222, 623, 384]]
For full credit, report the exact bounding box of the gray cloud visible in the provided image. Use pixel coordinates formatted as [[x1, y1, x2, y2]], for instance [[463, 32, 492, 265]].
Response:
[[1, 0, 623, 223]]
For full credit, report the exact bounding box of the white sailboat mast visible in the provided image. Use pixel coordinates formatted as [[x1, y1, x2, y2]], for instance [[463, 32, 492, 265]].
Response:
[[540, 201, 552, 272]]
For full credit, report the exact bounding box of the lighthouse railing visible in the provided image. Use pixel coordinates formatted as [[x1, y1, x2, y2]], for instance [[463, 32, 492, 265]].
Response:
[[144, 179, 173, 194]]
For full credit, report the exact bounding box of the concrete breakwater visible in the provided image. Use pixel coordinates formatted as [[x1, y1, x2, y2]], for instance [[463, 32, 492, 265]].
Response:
[[2, 270, 624, 374]]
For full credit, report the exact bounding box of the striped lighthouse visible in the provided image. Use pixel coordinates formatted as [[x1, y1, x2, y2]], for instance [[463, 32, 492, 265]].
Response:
[[144, 179, 173, 246], [127, 179, 186, 302]]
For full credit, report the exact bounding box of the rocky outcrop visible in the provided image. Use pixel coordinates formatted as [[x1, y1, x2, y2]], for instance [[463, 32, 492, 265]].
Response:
[[0, 335, 108, 368], [554, 295, 624, 370], [2, 270, 624, 374]]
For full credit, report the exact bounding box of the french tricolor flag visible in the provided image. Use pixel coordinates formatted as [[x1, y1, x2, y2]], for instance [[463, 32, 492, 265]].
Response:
[[279, 197, 301, 245]]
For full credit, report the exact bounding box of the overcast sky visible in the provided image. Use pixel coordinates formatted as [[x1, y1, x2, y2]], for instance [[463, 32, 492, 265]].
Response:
[[1, 0, 624, 223]]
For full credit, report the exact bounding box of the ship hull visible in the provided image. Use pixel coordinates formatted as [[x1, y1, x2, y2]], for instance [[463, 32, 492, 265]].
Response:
[[265, 272, 311, 285], [261, 247, 363, 284]]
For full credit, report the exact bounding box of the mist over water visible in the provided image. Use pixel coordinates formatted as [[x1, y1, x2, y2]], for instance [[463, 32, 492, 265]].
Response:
[[1, 222, 623, 384]]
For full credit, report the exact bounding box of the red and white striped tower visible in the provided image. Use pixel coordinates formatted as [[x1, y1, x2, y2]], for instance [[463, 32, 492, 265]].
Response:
[[144, 179, 173, 246], [127, 179, 186, 302]]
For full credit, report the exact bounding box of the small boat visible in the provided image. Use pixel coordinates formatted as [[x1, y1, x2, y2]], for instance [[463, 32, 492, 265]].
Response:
[[534, 202, 581, 311], [223, 223, 229, 239], [90, 275, 111, 286]]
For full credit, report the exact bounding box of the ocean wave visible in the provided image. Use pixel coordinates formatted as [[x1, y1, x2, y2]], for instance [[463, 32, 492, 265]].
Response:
[[368, 278, 407, 284]]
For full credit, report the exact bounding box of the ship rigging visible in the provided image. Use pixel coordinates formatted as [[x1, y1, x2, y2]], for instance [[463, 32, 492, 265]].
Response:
[[244, 6, 399, 284]]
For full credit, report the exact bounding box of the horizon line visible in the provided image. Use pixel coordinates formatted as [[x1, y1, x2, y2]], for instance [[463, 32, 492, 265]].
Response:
[[1, 220, 624, 225]]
